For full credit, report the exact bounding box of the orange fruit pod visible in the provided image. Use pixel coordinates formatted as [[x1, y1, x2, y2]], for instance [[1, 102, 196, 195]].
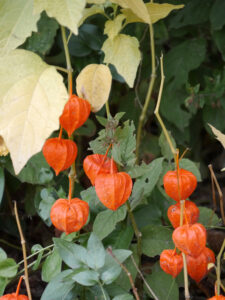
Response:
[[172, 223, 206, 257], [95, 159, 133, 210], [208, 296, 225, 300], [160, 249, 183, 278], [167, 200, 199, 228], [186, 247, 215, 282], [43, 138, 77, 175], [83, 153, 118, 185], [163, 168, 197, 201], [59, 94, 91, 137], [0, 276, 28, 300], [50, 198, 89, 234]]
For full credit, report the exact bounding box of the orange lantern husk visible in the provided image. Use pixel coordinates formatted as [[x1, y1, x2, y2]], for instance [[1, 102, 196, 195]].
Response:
[[168, 200, 199, 228], [172, 223, 206, 257], [83, 145, 117, 185], [208, 296, 225, 300], [186, 247, 215, 282], [95, 158, 132, 210], [43, 137, 77, 175], [60, 94, 91, 137], [160, 249, 183, 278], [163, 168, 197, 201], [50, 198, 89, 234], [0, 276, 28, 300]]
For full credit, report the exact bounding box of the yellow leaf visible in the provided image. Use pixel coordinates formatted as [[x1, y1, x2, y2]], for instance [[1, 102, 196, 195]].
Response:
[[122, 2, 184, 24], [76, 64, 112, 113], [111, 0, 150, 24], [104, 14, 126, 39], [102, 34, 141, 88], [0, 50, 68, 174], [0, 136, 9, 156], [79, 5, 105, 26], [86, 0, 105, 3], [33, 0, 85, 35], [0, 0, 40, 56], [209, 124, 225, 149]]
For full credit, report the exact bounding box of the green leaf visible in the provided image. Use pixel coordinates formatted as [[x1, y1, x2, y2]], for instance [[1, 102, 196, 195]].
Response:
[[75, 118, 96, 137], [0, 0, 40, 55], [113, 295, 134, 300], [0, 259, 18, 278], [25, 12, 59, 56], [159, 131, 176, 161], [102, 34, 141, 87], [31, 244, 44, 271], [93, 206, 127, 240], [203, 105, 225, 133], [80, 186, 103, 214], [134, 203, 162, 229], [142, 225, 173, 257], [210, 0, 225, 30], [112, 120, 136, 167], [35, 188, 56, 226], [100, 249, 132, 285], [4, 152, 53, 185], [34, 0, 85, 35], [0, 249, 7, 262], [72, 270, 99, 286], [41, 270, 74, 300], [0, 277, 8, 296], [198, 207, 221, 227], [96, 115, 108, 127], [86, 233, 105, 269], [164, 38, 206, 88], [42, 249, 62, 282], [213, 27, 225, 62], [54, 238, 87, 268], [179, 158, 202, 182], [79, 5, 106, 26], [145, 264, 179, 300], [130, 157, 164, 210], [0, 168, 4, 205]]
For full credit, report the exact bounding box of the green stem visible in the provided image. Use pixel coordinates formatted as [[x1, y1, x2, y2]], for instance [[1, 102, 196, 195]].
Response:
[[217, 239, 225, 295], [136, 21, 156, 162], [61, 26, 73, 95], [98, 281, 107, 300], [105, 101, 111, 119], [17, 244, 54, 266], [126, 202, 142, 261], [0, 239, 21, 251]]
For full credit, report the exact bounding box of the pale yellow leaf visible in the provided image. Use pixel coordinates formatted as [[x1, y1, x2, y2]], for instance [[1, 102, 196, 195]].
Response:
[[209, 124, 225, 149], [104, 14, 126, 39], [34, 0, 85, 35], [0, 0, 40, 56], [86, 0, 105, 3], [76, 64, 112, 112], [122, 2, 184, 24], [111, 0, 150, 24], [102, 34, 141, 88], [79, 5, 105, 26], [0, 136, 9, 156], [0, 50, 68, 174]]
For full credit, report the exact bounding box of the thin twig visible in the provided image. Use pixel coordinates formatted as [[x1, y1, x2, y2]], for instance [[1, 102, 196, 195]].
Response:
[[14, 201, 32, 300], [130, 255, 159, 300], [216, 239, 225, 295], [107, 247, 140, 300], [154, 54, 176, 156], [208, 164, 225, 225]]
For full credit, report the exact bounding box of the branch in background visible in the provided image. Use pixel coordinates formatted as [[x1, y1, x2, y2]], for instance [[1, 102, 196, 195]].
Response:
[[14, 201, 32, 300], [107, 247, 140, 300]]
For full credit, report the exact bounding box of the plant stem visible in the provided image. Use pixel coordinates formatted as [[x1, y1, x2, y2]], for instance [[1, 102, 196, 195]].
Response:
[[182, 253, 190, 300], [136, 20, 156, 162], [98, 281, 107, 300], [131, 255, 159, 300], [61, 26, 73, 96], [216, 239, 225, 295], [107, 247, 140, 300], [154, 55, 176, 156], [54, 66, 69, 73], [126, 202, 142, 261], [0, 239, 21, 251], [14, 201, 32, 300], [17, 244, 54, 265], [105, 101, 111, 119]]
